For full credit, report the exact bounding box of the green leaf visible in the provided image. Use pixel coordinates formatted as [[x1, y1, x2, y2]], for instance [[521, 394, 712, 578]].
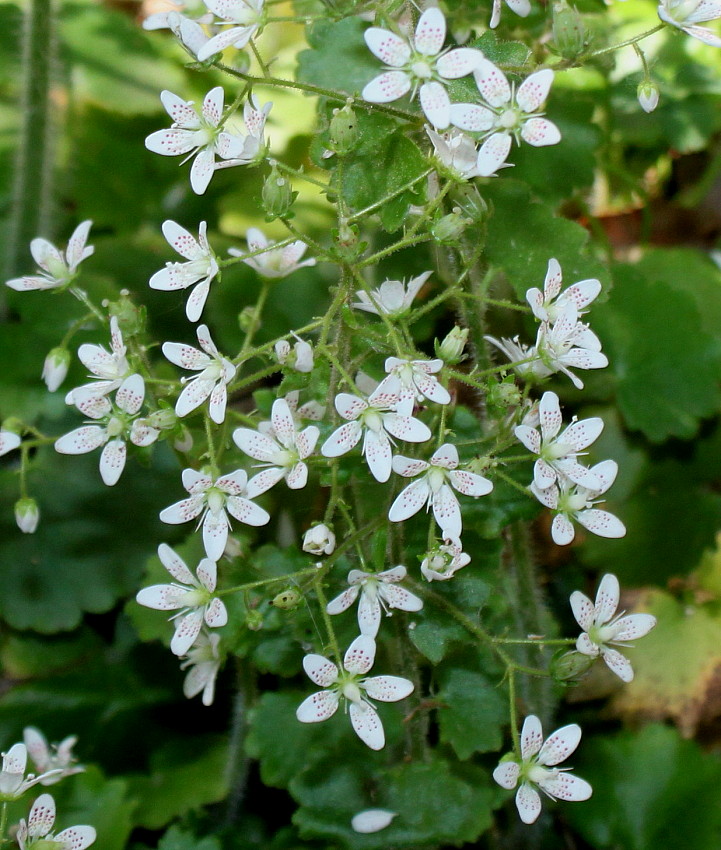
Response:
[[436, 666, 507, 759], [157, 826, 222, 850], [566, 725, 721, 850], [296, 17, 380, 95]]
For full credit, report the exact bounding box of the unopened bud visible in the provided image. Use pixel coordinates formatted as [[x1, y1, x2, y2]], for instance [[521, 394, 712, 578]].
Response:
[[239, 305, 258, 333], [245, 609, 264, 631], [276, 337, 314, 373], [486, 378, 522, 411], [107, 291, 145, 336], [449, 184, 489, 224], [435, 326, 469, 364], [272, 587, 302, 609], [173, 426, 193, 453], [15, 497, 39, 534], [262, 161, 295, 220], [42, 347, 71, 392], [637, 79, 659, 113], [1, 417, 24, 436], [148, 408, 178, 430], [551, 0, 586, 59], [550, 649, 595, 681], [329, 103, 359, 155], [302, 523, 336, 555], [432, 210, 470, 245]]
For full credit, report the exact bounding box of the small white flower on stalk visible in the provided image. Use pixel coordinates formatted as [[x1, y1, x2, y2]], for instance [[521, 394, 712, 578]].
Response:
[[525, 258, 601, 324], [351, 810, 397, 834], [658, 0, 721, 46], [450, 63, 561, 173], [42, 348, 71, 392], [136, 543, 228, 656], [23, 728, 83, 786], [0, 744, 62, 800], [65, 317, 131, 406], [159, 468, 269, 561], [321, 386, 432, 483], [296, 634, 414, 750], [162, 324, 236, 424], [531, 459, 626, 546], [16, 794, 96, 850], [514, 391, 604, 490], [5, 221, 93, 292], [637, 79, 661, 113], [376, 357, 451, 416], [389, 443, 493, 539], [274, 336, 314, 373], [493, 715, 592, 824], [149, 221, 218, 323], [426, 126, 495, 179], [228, 227, 316, 279], [534, 303, 608, 390], [353, 271, 431, 318], [181, 631, 221, 706], [570, 573, 656, 682], [14, 498, 40, 534], [303, 523, 336, 555], [55, 374, 159, 487], [233, 397, 320, 494], [362, 7, 484, 129], [145, 88, 270, 195], [484, 334, 548, 383], [196, 0, 265, 61], [0, 430, 21, 457], [420, 536, 470, 581], [326, 566, 423, 637], [490, 0, 531, 29]]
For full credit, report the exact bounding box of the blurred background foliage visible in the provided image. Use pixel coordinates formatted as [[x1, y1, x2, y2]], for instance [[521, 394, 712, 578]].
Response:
[[2, 0, 721, 847]]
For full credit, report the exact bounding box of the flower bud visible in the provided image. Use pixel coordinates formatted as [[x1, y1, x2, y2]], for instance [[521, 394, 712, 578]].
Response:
[[15, 497, 39, 534], [449, 183, 489, 224], [239, 305, 258, 333], [1, 417, 24, 436], [435, 326, 469, 364], [272, 587, 302, 609], [637, 79, 660, 113], [106, 290, 146, 336], [262, 161, 295, 220], [431, 210, 470, 245], [173, 427, 193, 453], [550, 649, 595, 681], [245, 609, 264, 631], [302, 523, 336, 555], [486, 378, 522, 412], [42, 347, 71, 392], [329, 103, 359, 155], [276, 337, 314, 373], [148, 407, 178, 430], [551, 0, 587, 59]]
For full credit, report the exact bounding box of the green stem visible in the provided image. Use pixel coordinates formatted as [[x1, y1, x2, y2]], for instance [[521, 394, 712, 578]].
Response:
[[345, 167, 434, 223], [575, 23, 665, 62], [313, 574, 342, 665]]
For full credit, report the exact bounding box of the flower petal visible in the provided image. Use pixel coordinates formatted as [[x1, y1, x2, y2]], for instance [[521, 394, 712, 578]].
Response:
[[162, 220, 202, 260], [158, 543, 195, 583], [492, 760, 520, 790], [160, 495, 205, 524], [432, 483, 462, 538], [28, 794, 55, 838], [190, 147, 216, 195], [364, 27, 411, 66], [54, 827, 97, 850], [344, 634, 376, 675], [357, 591, 382, 637], [576, 509, 626, 539], [601, 647, 634, 682], [449, 469, 493, 497], [594, 573, 620, 622], [520, 715, 544, 760], [55, 426, 107, 455], [521, 117, 562, 147], [537, 723, 581, 766], [349, 701, 385, 750], [363, 429, 393, 483], [326, 585, 360, 615], [614, 613, 657, 641], [321, 421, 362, 457], [225, 495, 270, 527], [473, 58, 511, 107], [233, 428, 279, 463], [419, 81, 451, 130], [516, 68, 554, 112], [303, 653, 339, 687], [569, 590, 595, 632], [515, 783, 542, 824], [383, 413, 432, 443], [171, 609, 204, 656], [116, 373, 145, 415], [202, 509, 229, 560], [551, 512, 576, 545], [186, 279, 211, 322], [449, 102, 496, 132], [476, 132, 512, 177], [296, 690, 339, 723], [246, 467, 286, 498], [388, 478, 431, 523], [539, 772, 592, 802], [381, 583, 424, 613], [362, 675, 413, 702], [99, 438, 127, 486], [415, 7, 445, 55], [334, 393, 367, 421], [436, 47, 484, 79], [362, 71, 411, 104]]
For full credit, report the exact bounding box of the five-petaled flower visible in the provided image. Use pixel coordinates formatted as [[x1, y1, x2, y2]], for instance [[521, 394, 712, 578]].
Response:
[[23, 728, 83, 786], [493, 714, 592, 824], [65, 316, 132, 407], [0, 744, 62, 801], [6, 221, 93, 292], [533, 302, 608, 390], [353, 271, 431, 317], [426, 126, 510, 179], [389, 443, 493, 538], [326, 566, 423, 638], [229, 227, 316, 278], [570, 573, 656, 682], [196, 0, 265, 61], [163, 324, 236, 424], [16, 793, 96, 850], [525, 258, 601, 324], [658, 0, 721, 45], [296, 634, 413, 750], [136, 543, 228, 656], [420, 536, 470, 581], [160, 468, 269, 560], [233, 397, 320, 494], [150, 221, 219, 322], [362, 7, 483, 129], [376, 357, 451, 415]]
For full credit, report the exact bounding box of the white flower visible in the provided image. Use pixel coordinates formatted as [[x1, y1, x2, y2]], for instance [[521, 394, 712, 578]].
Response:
[[168, 12, 211, 55], [181, 631, 221, 705], [0, 744, 62, 800], [196, 0, 265, 61], [490, 0, 531, 29], [65, 317, 131, 406], [42, 348, 71, 392], [55, 374, 159, 487], [534, 303, 608, 390], [362, 8, 483, 129], [228, 227, 315, 278], [376, 357, 451, 415], [233, 397, 320, 494], [321, 385, 432, 483], [351, 810, 397, 834], [531, 459, 626, 546], [525, 258, 601, 324], [450, 63, 561, 174], [0, 430, 21, 457], [493, 715, 592, 824], [426, 126, 510, 179], [353, 271, 431, 317], [658, 0, 721, 46], [149, 221, 219, 322], [514, 391, 603, 490], [420, 536, 470, 581], [484, 334, 547, 382], [16, 794, 96, 850], [570, 573, 656, 682], [637, 79, 660, 113], [136, 543, 228, 656], [326, 566, 423, 637], [274, 335, 314, 373], [6, 221, 93, 292], [14, 498, 39, 534], [302, 523, 336, 555], [145, 88, 270, 195], [159, 468, 269, 560], [389, 443, 493, 538], [163, 324, 236, 424], [296, 634, 413, 750], [23, 729, 83, 786]]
